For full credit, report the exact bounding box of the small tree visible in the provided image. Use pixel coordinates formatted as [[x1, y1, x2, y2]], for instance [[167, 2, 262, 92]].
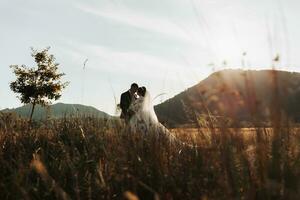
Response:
[[10, 47, 69, 122]]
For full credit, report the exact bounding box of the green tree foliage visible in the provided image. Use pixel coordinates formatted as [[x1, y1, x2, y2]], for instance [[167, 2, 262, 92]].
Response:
[[10, 47, 68, 122]]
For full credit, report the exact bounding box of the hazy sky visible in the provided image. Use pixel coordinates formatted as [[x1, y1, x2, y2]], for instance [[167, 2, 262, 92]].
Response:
[[1, 0, 300, 115]]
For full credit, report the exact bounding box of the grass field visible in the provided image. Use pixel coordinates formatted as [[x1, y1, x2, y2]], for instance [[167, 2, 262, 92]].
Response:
[[1, 113, 300, 200]]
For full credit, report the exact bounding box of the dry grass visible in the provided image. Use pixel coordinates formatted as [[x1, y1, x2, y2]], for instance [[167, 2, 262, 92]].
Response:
[[0, 113, 300, 200]]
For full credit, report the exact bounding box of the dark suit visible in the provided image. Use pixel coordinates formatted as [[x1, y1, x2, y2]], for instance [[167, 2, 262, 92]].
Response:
[[120, 90, 133, 122]]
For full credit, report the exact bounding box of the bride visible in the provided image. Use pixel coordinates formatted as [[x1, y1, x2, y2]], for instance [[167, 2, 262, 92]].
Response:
[[129, 87, 169, 135], [128, 87, 196, 147]]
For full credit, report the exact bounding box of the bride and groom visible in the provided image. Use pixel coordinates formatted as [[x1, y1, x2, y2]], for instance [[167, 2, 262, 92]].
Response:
[[120, 83, 167, 134]]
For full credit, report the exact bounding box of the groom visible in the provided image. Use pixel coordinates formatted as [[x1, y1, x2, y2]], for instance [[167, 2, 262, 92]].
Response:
[[120, 83, 139, 123]]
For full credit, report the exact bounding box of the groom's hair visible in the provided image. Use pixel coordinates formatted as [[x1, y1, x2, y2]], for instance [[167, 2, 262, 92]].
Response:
[[131, 83, 138, 89]]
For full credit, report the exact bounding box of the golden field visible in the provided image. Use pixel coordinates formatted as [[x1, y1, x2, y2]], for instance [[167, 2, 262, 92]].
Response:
[[1, 113, 300, 200]]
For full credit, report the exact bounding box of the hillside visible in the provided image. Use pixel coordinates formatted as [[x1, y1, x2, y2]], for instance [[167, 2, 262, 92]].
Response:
[[154, 69, 300, 127], [1, 103, 110, 120]]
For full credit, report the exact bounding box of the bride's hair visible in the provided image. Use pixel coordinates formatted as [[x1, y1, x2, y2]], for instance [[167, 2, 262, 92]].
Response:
[[137, 87, 146, 97]]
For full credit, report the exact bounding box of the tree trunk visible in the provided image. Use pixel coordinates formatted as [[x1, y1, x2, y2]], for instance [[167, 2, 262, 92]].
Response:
[[29, 102, 36, 123]]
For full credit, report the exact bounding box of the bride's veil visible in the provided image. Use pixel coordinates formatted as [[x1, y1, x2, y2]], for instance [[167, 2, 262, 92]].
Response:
[[142, 91, 158, 123]]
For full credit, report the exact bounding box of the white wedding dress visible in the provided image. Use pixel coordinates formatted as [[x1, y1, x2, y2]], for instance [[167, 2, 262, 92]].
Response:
[[128, 91, 195, 147], [129, 91, 170, 136]]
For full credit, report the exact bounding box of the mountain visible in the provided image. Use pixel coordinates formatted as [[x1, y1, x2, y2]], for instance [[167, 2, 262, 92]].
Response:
[[1, 103, 110, 120], [154, 69, 300, 127]]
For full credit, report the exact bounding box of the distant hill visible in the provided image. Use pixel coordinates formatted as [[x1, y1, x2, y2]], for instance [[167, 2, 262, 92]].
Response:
[[1, 103, 110, 120], [154, 69, 300, 127]]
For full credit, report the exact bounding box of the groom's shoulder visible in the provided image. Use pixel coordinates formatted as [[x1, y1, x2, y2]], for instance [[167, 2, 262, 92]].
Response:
[[121, 91, 130, 97]]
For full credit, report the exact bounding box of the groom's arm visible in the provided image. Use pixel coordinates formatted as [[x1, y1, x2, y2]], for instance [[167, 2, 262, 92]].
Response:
[[120, 93, 127, 111]]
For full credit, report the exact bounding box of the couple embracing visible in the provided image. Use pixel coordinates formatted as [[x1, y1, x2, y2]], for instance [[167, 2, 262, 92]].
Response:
[[120, 83, 168, 135]]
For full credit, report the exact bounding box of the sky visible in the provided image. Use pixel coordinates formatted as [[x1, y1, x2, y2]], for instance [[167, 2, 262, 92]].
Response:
[[1, 0, 300, 115]]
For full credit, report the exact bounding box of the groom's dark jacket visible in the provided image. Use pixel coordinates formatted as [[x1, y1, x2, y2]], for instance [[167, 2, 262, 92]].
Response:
[[120, 90, 132, 120]]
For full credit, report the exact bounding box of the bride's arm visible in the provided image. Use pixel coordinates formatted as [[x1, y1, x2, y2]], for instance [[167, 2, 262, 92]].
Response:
[[129, 99, 142, 113]]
